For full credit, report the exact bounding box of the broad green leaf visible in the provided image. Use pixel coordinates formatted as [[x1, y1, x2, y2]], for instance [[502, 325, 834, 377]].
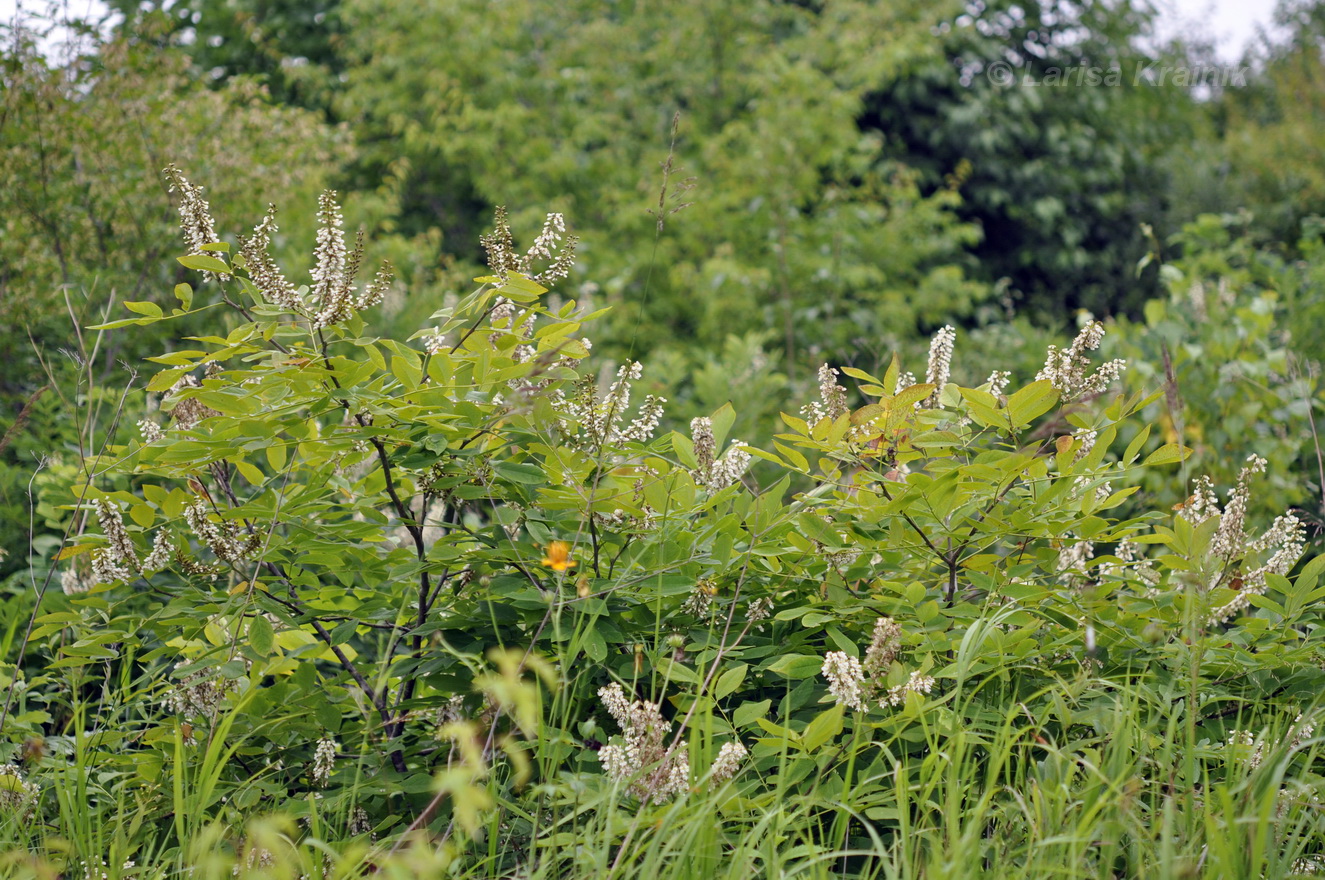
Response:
[[1006, 380, 1059, 429], [178, 254, 232, 274], [493, 461, 546, 484], [1143, 443, 1191, 467], [893, 384, 935, 411], [732, 699, 771, 728], [124, 301, 163, 318], [249, 616, 275, 656], [1122, 424, 1151, 465], [801, 705, 844, 751], [764, 654, 822, 678], [713, 663, 748, 699]]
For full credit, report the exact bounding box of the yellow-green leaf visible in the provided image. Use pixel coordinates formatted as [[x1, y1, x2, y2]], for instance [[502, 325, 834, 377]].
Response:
[[249, 615, 275, 656], [178, 254, 231, 274], [1143, 443, 1191, 467], [124, 301, 163, 318]]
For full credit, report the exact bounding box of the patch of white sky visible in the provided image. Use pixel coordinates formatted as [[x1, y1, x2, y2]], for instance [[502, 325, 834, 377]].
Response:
[[2, 0, 114, 29], [1154, 0, 1286, 60]]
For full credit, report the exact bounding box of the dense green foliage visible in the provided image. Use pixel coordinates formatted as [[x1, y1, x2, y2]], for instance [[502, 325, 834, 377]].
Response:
[[0, 183, 1322, 878], [0, 13, 343, 579]]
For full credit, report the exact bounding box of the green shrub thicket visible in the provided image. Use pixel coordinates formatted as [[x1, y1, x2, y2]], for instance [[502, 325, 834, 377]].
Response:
[[1, 181, 1324, 879]]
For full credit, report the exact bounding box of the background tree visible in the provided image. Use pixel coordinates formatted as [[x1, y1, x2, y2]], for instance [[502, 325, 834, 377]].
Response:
[[861, 0, 1193, 319], [1187, 0, 1325, 247], [332, 0, 988, 379], [0, 11, 345, 577]]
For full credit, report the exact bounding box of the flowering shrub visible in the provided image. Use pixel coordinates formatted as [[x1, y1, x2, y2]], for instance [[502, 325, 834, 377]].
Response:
[[3, 176, 1324, 877], [1108, 213, 1325, 535]]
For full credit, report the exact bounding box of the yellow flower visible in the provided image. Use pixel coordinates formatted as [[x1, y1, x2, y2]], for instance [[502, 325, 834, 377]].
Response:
[[540, 541, 577, 572]]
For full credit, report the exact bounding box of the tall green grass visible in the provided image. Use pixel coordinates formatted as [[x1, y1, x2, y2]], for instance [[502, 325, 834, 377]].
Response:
[[4, 616, 1321, 880]]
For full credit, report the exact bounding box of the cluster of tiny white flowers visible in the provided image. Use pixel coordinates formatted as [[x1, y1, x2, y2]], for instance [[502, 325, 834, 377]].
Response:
[[1224, 715, 1319, 784], [480, 207, 578, 286], [163, 662, 233, 718], [924, 325, 956, 406], [709, 740, 748, 783], [1172, 456, 1308, 626], [1055, 536, 1095, 588], [1072, 429, 1098, 463], [802, 364, 849, 424], [89, 499, 139, 586], [141, 531, 175, 574], [822, 546, 862, 571], [1035, 321, 1127, 399], [1289, 713, 1317, 751], [680, 580, 719, 620], [821, 652, 867, 711], [1179, 475, 1222, 526], [1291, 855, 1325, 877], [1211, 455, 1265, 560], [0, 763, 40, 816], [1277, 781, 1325, 826], [312, 737, 337, 787], [240, 204, 300, 311], [1225, 729, 1266, 769], [554, 362, 666, 454], [747, 596, 775, 630], [434, 694, 467, 731], [526, 213, 565, 261], [688, 416, 751, 491], [885, 670, 936, 707], [348, 806, 374, 838], [61, 566, 92, 596], [184, 499, 260, 566], [596, 683, 748, 803], [166, 374, 220, 431], [821, 618, 930, 712], [356, 260, 395, 312], [592, 507, 659, 532], [863, 617, 903, 677], [1097, 539, 1161, 591], [309, 191, 360, 328], [622, 399, 666, 444], [1208, 514, 1307, 626], [231, 191, 392, 327], [164, 165, 226, 281], [137, 419, 165, 443], [490, 297, 517, 326], [94, 498, 137, 567], [480, 206, 519, 278], [985, 370, 1012, 397], [236, 846, 275, 874], [80, 859, 136, 880], [596, 682, 690, 803], [422, 329, 448, 355], [1185, 280, 1209, 323], [895, 370, 918, 394], [311, 191, 346, 296]]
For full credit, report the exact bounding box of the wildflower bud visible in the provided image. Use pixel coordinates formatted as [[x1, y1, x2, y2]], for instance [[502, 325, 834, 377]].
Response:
[[924, 325, 956, 406], [312, 737, 337, 788]]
